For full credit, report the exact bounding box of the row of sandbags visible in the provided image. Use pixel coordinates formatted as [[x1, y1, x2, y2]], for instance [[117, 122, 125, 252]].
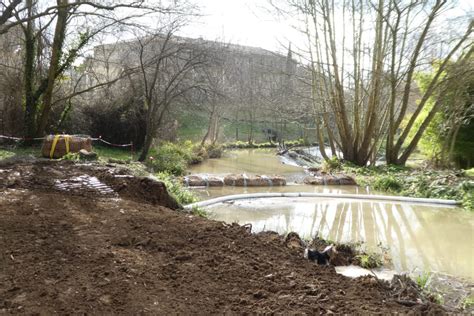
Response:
[[184, 174, 286, 187]]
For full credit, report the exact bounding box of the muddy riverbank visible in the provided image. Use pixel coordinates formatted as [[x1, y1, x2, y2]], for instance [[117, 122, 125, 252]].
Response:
[[0, 160, 444, 314]]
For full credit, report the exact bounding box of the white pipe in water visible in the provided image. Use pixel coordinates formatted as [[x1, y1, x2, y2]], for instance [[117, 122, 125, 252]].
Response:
[[183, 192, 460, 210]]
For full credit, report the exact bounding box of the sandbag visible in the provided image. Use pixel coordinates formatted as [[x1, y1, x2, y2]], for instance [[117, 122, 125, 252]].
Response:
[[223, 174, 286, 186], [185, 175, 224, 187], [303, 174, 357, 185], [41, 135, 93, 159]]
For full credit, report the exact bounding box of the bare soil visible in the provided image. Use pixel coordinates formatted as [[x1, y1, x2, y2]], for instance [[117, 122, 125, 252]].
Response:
[[0, 160, 445, 314]]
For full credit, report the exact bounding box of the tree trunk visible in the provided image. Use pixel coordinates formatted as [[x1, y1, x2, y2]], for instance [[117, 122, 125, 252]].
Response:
[[211, 114, 220, 145], [201, 101, 220, 146], [387, 18, 472, 164], [23, 0, 37, 140], [397, 99, 443, 165], [138, 99, 154, 162], [36, 0, 69, 136], [247, 111, 254, 144], [322, 113, 337, 156], [234, 110, 239, 141], [139, 131, 154, 162], [315, 117, 329, 160], [447, 120, 461, 166]]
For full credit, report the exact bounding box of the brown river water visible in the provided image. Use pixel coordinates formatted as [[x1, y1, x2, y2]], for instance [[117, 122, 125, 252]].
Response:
[[188, 149, 474, 281]]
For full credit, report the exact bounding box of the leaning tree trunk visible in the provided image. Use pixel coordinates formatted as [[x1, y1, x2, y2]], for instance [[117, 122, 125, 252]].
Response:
[[315, 117, 329, 161], [139, 126, 154, 162], [211, 115, 220, 145], [201, 102, 218, 146], [138, 100, 155, 162]]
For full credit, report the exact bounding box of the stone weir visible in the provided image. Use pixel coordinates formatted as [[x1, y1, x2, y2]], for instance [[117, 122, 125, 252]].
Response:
[[183, 174, 286, 187]]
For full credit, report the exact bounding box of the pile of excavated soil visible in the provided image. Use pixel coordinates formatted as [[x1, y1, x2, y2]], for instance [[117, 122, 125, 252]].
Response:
[[0, 160, 445, 314]]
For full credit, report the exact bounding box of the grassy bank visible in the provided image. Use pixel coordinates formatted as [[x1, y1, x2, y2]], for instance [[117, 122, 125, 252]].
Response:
[[0, 143, 136, 161], [0, 146, 39, 160], [223, 138, 308, 149], [342, 163, 474, 210], [176, 111, 311, 144]]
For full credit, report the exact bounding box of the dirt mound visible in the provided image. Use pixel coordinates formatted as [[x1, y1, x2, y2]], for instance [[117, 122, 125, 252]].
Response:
[[0, 161, 445, 314], [107, 175, 181, 209], [0, 160, 179, 209]]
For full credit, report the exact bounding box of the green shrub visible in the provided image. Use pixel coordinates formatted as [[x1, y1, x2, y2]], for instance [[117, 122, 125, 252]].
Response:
[[385, 164, 409, 173], [401, 175, 468, 203], [61, 152, 81, 162], [205, 143, 223, 158], [190, 145, 207, 164], [147, 141, 197, 175], [285, 138, 305, 147], [355, 252, 383, 269], [462, 295, 474, 310], [321, 156, 342, 173], [223, 139, 306, 149], [415, 271, 431, 289], [0, 149, 15, 160], [343, 163, 409, 177], [465, 168, 474, 178], [190, 206, 208, 218], [343, 162, 472, 210], [373, 175, 403, 193], [155, 172, 198, 205], [254, 142, 273, 148], [461, 182, 474, 211], [224, 140, 249, 149]]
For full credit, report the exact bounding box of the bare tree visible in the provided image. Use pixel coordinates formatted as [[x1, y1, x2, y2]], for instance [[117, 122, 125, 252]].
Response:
[[0, 0, 22, 29], [1, 1, 168, 34], [131, 25, 208, 160], [274, 0, 472, 165], [199, 70, 227, 146], [3, 0, 182, 138], [0, 22, 23, 135]]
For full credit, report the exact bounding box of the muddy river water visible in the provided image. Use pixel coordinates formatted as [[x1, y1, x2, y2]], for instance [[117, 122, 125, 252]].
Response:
[[188, 149, 474, 281]]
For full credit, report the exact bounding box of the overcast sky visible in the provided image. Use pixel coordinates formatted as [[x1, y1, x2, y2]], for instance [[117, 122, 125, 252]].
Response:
[[181, 0, 294, 53], [181, 0, 473, 54]]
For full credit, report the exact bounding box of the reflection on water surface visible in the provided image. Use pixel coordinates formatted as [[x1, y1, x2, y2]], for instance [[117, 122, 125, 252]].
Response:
[[188, 149, 474, 281], [188, 149, 303, 180]]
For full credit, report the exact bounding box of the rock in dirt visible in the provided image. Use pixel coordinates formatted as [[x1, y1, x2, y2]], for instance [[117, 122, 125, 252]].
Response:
[[78, 149, 98, 160], [284, 232, 305, 249]]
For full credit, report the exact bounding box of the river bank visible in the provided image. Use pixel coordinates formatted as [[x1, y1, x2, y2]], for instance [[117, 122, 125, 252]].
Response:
[[0, 159, 445, 314], [1, 146, 473, 312], [184, 147, 474, 310], [339, 163, 474, 211]]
